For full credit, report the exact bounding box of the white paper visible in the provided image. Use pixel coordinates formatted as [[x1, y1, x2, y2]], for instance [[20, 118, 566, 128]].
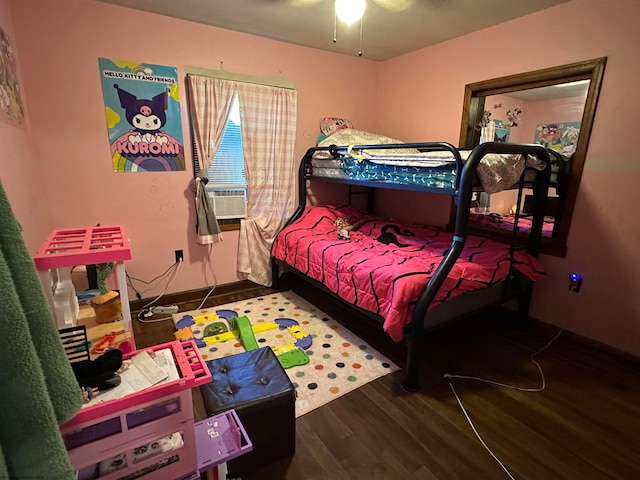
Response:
[[82, 348, 177, 407], [152, 348, 181, 383], [131, 350, 169, 387]]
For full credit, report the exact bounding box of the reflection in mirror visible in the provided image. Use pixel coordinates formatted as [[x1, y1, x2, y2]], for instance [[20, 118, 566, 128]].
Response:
[[470, 80, 589, 241], [458, 58, 606, 257]]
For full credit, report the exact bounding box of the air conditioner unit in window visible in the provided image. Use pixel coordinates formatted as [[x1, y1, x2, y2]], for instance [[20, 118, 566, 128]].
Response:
[[206, 185, 247, 220]]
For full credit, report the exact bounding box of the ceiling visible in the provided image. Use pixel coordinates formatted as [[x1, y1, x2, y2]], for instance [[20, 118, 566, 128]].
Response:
[[505, 80, 591, 102], [95, 0, 570, 61]]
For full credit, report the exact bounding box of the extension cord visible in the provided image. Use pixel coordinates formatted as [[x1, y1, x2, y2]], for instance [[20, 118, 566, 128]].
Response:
[[150, 305, 179, 314]]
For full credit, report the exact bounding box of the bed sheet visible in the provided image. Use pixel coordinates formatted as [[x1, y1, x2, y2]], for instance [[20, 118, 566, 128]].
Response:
[[309, 156, 458, 188], [311, 129, 546, 193], [469, 212, 554, 237], [272, 205, 545, 342]]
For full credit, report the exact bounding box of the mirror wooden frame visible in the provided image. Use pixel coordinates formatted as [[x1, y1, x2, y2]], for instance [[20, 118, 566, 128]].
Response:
[[455, 57, 607, 257]]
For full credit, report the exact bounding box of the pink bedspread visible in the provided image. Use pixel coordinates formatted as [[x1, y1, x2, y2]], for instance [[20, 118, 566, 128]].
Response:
[[469, 212, 554, 237], [272, 205, 546, 342]]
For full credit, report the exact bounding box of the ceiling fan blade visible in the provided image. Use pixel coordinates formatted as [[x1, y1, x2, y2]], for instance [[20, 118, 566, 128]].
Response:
[[261, 0, 321, 6], [290, 0, 323, 6], [372, 0, 413, 13]]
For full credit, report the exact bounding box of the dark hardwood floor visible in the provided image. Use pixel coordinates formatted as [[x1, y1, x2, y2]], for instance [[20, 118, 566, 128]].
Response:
[[133, 278, 640, 480]]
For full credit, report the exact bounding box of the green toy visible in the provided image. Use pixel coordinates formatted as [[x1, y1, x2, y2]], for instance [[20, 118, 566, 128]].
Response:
[[235, 316, 259, 351]]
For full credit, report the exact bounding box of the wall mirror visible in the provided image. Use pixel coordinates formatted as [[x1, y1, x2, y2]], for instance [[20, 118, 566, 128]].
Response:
[[457, 57, 606, 257]]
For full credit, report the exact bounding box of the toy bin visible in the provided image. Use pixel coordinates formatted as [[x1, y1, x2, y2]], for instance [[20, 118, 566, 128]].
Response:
[[200, 346, 296, 478]]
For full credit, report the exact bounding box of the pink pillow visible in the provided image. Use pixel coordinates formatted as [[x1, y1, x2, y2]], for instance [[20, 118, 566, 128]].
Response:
[[317, 117, 354, 143]]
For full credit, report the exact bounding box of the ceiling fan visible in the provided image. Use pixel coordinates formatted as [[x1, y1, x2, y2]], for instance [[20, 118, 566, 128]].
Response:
[[266, 0, 415, 57], [273, 0, 414, 16]]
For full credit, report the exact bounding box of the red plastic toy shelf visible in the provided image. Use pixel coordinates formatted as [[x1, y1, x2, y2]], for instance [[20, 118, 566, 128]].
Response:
[[34, 225, 131, 270]]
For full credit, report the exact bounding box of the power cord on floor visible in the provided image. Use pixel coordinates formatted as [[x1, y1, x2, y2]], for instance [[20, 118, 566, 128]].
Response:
[[196, 280, 218, 311], [127, 262, 178, 300], [195, 243, 219, 310], [443, 328, 564, 479], [137, 261, 182, 323], [135, 244, 220, 322]]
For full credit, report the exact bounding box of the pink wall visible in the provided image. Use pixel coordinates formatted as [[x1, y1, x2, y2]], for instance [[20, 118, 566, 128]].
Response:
[[4, 0, 639, 357], [518, 96, 586, 143], [0, 0, 52, 252], [7, 0, 379, 296], [487, 94, 584, 214], [484, 94, 585, 144], [377, 0, 640, 355]]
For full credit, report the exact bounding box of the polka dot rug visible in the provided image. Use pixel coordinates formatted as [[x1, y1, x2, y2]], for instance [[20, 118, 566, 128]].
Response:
[[172, 290, 399, 417]]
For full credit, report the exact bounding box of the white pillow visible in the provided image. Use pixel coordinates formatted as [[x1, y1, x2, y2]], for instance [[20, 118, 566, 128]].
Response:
[[317, 128, 404, 148]]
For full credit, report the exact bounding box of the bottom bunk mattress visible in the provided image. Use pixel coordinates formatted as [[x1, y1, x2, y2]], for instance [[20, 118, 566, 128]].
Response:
[[469, 212, 555, 237], [272, 205, 545, 342]]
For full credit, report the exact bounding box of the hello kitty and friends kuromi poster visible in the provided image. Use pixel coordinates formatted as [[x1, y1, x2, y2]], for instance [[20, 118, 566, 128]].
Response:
[[98, 58, 185, 172]]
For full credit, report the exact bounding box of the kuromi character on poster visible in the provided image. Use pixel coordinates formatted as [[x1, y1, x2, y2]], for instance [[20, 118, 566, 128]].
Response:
[[114, 84, 171, 147]]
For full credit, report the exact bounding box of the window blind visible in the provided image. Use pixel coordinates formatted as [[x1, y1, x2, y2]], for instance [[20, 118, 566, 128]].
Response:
[[193, 95, 247, 187]]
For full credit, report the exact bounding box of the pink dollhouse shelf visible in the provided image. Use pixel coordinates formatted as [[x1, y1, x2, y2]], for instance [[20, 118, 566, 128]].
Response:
[[63, 340, 212, 428], [61, 340, 219, 480], [195, 409, 253, 471], [34, 225, 131, 270]]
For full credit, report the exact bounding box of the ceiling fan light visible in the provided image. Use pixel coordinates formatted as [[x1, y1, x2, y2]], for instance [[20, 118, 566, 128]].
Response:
[[335, 0, 366, 25]]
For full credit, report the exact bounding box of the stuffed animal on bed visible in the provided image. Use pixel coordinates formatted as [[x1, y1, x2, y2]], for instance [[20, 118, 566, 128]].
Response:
[[317, 117, 354, 144], [335, 217, 370, 240], [376, 224, 415, 247]]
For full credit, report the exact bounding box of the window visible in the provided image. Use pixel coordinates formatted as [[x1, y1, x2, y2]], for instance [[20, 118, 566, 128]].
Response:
[[193, 94, 247, 224]]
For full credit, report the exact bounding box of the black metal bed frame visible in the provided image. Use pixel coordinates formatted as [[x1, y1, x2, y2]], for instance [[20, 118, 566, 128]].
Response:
[[272, 141, 553, 392]]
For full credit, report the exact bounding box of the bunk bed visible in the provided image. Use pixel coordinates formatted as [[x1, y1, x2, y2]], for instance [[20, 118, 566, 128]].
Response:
[[466, 148, 565, 239], [271, 136, 553, 392]]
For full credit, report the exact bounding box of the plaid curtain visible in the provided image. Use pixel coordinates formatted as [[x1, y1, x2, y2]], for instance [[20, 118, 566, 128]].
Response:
[[186, 75, 235, 244], [236, 82, 297, 286]]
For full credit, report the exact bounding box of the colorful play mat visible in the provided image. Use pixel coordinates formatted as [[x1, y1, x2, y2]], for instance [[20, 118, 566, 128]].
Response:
[[175, 309, 312, 369], [172, 291, 399, 417]]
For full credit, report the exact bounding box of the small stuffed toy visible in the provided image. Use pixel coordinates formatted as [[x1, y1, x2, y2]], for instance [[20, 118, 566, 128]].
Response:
[[334, 217, 370, 240], [317, 117, 353, 144], [72, 348, 123, 393]]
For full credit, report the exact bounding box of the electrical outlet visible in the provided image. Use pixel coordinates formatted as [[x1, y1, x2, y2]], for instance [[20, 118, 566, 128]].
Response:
[[175, 249, 184, 263], [569, 272, 582, 293]]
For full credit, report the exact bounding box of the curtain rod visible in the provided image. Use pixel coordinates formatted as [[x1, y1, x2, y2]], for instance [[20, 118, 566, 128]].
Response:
[[184, 65, 296, 90]]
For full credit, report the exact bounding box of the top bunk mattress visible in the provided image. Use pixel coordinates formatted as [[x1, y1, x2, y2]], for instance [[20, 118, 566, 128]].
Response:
[[309, 129, 553, 193]]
